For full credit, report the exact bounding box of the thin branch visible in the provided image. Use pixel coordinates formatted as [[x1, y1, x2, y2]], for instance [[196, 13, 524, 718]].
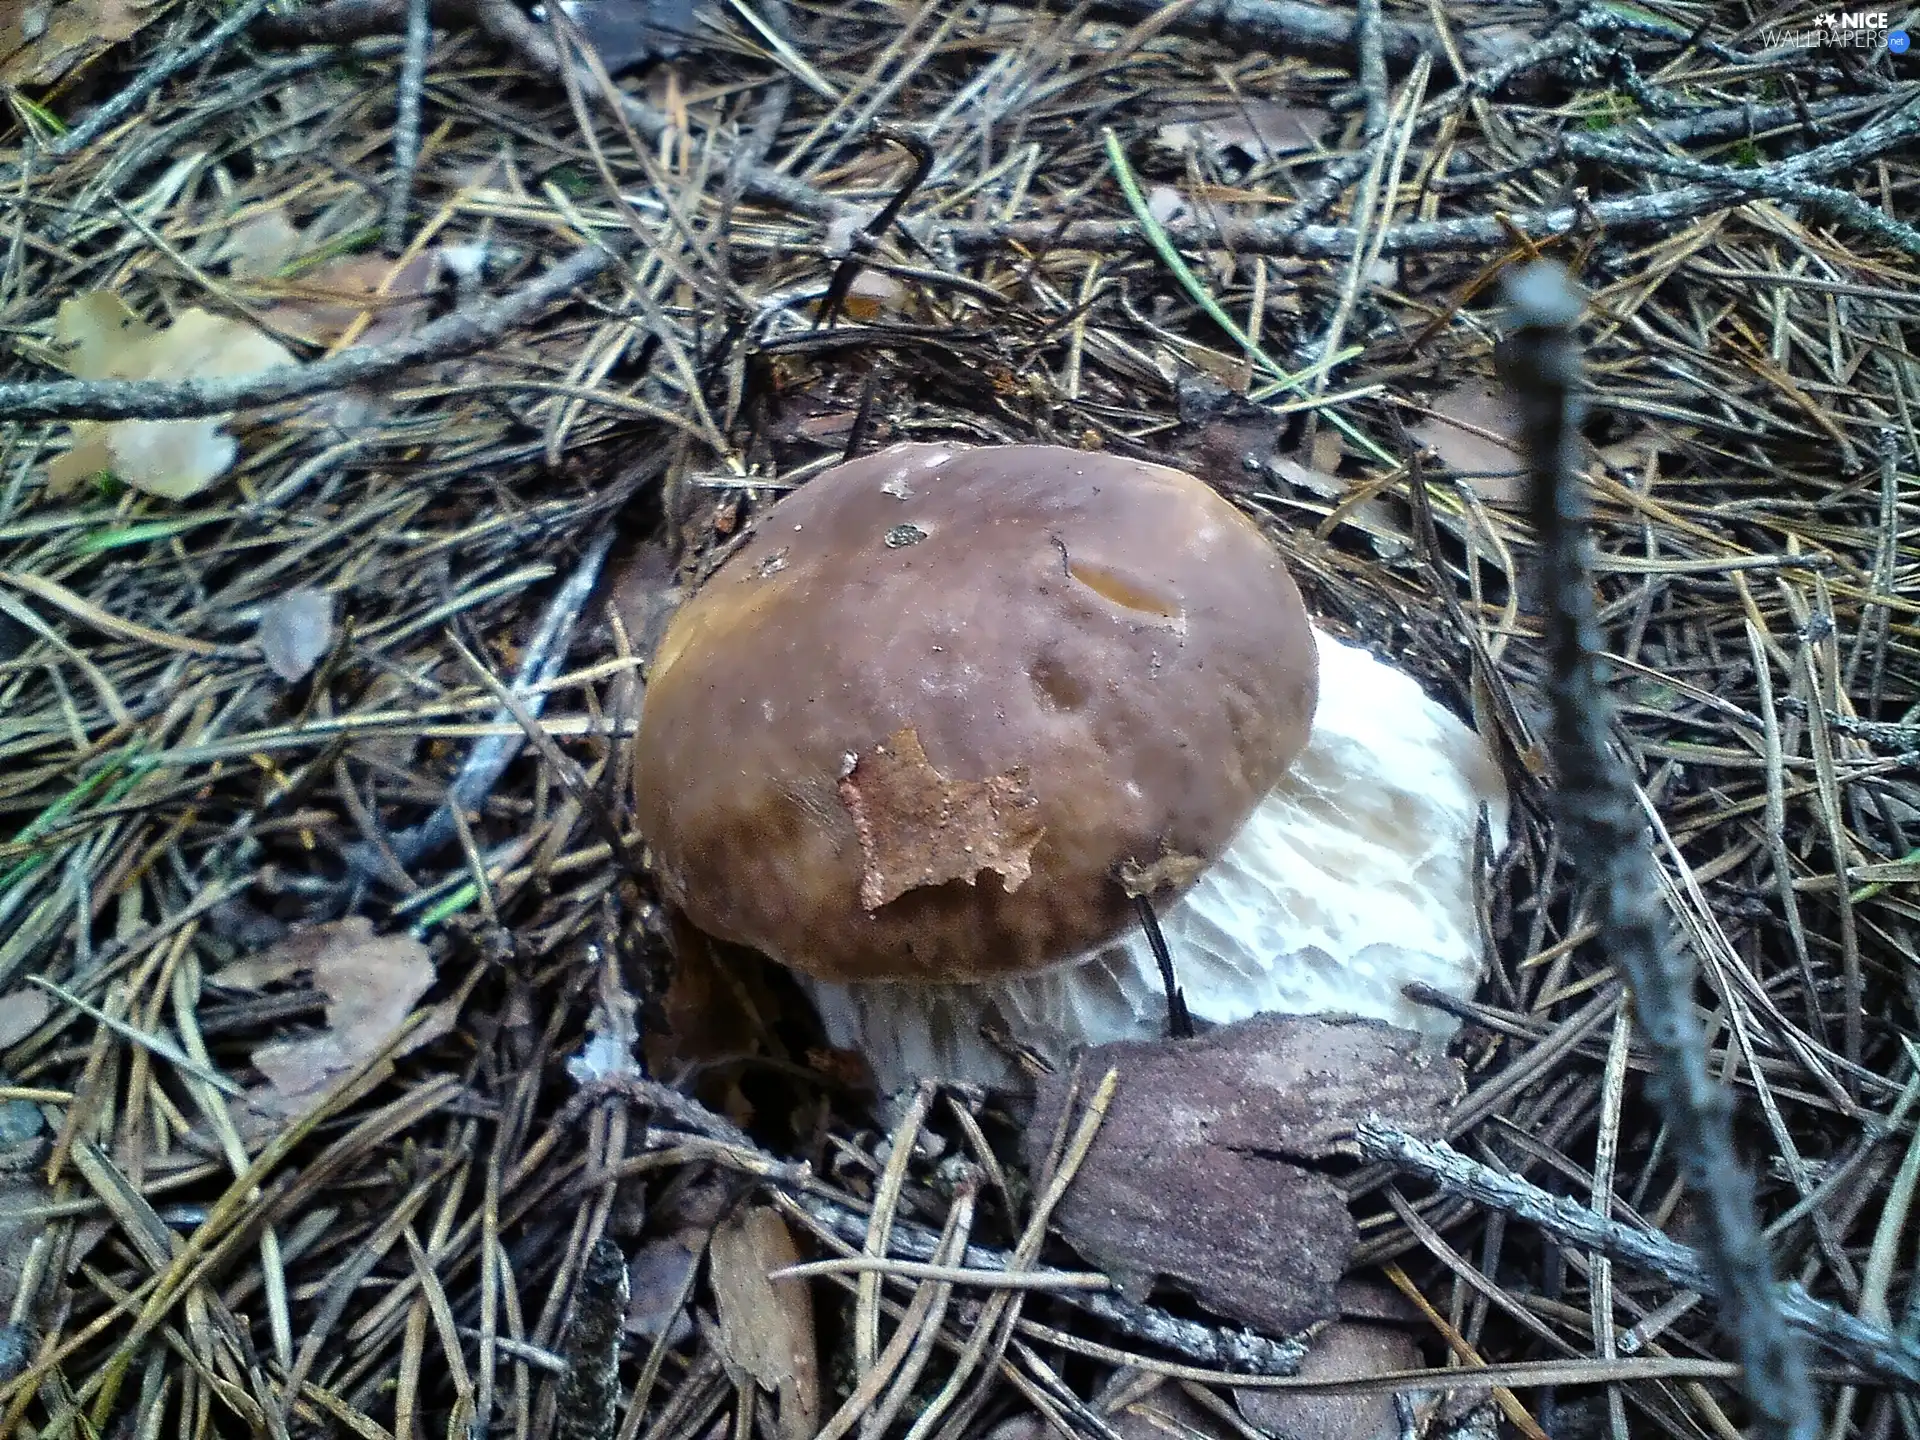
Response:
[[1497, 259, 1818, 1440], [938, 98, 1920, 258], [1356, 1120, 1920, 1391], [367, 527, 620, 876], [0, 236, 638, 422], [1090, 0, 1540, 74], [382, 0, 435, 253]]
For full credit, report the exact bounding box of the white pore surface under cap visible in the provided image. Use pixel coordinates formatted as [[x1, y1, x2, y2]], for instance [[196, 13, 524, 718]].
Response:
[[803, 630, 1511, 1091]]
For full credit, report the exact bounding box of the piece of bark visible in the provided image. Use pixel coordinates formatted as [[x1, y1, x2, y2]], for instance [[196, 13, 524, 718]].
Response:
[[1026, 1014, 1462, 1336]]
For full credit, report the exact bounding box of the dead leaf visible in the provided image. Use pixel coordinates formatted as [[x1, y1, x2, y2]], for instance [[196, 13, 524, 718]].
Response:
[[48, 296, 299, 501], [841, 268, 907, 322], [1026, 1016, 1463, 1337], [1, 0, 155, 86], [1157, 103, 1330, 164], [263, 251, 439, 349], [54, 291, 149, 380], [625, 1233, 700, 1343], [709, 1206, 819, 1440], [239, 918, 435, 1113], [258, 587, 334, 682], [0, 991, 51, 1048], [837, 726, 1046, 911], [1408, 378, 1526, 501], [210, 921, 356, 990], [1236, 1322, 1429, 1440], [218, 209, 304, 280]]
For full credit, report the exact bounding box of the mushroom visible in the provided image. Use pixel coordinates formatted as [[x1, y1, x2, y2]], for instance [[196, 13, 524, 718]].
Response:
[[632, 440, 1507, 1088]]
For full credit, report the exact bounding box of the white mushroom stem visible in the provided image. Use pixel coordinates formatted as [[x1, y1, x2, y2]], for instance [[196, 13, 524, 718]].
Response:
[[802, 629, 1511, 1090]]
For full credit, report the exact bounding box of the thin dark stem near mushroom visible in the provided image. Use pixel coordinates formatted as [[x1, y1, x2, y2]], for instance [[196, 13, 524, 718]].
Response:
[[1130, 892, 1193, 1040], [1498, 259, 1818, 1440]]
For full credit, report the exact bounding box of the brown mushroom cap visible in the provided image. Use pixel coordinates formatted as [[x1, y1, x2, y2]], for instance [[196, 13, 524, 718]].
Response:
[[632, 441, 1318, 985]]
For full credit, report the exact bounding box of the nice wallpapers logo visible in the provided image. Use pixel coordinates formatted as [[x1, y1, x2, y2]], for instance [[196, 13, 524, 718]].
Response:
[[1762, 11, 1912, 50]]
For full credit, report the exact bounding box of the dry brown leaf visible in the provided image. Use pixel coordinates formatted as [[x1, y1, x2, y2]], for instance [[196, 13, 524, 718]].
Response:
[[1, 0, 155, 86], [210, 920, 357, 990], [0, 991, 52, 1048], [1157, 102, 1330, 163], [48, 296, 299, 500], [625, 1233, 700, 1343], [263, 251, 439, 349], [1026, 1016, 1463, 1337], [218, 209, 304, 280], [236, 918, 436, 1114], [1408, 378, 1526, 501], [837, 725, 1046, 911], [709, 1206, 819, 1440]]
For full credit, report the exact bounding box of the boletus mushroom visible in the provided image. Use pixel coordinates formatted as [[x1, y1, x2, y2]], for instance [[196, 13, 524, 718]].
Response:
[[632, 441, 1507, 1088]]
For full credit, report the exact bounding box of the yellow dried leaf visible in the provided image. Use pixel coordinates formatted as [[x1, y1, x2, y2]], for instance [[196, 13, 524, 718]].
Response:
[[54, 291, 153, 381], [46, 297, 299, 500]]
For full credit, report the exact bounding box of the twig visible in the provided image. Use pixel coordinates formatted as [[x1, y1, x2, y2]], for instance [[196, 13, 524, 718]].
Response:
[[1353, 0, 1388, 140], [1775, 697, 1920, 751], [383, 0, 434, 254], [367, 528, 618, 876], [1497, 260, 1818, 1440], [0, 235, 638, 422], [1356, 1119, 1920, 1391], [786, 1194, 1310, 1378], [816, 126, 934, 329], [1563, 122, 1920, 259], [1090, 0, 1525, 73], [946, 94, 1917, 258]]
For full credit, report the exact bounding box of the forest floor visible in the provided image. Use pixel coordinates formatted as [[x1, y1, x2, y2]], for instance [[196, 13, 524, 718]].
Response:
[[1, 2, 1919, 1439]]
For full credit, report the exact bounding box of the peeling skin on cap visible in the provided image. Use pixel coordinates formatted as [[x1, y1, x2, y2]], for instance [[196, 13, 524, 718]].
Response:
[[632, 441, 1319, 985]]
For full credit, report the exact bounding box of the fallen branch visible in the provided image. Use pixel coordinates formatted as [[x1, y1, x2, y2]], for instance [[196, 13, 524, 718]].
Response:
[[938, 97, 1920, 259], [0, 235, 636, 422], [1089, 0, 1532, 74], [1499, 261, 1818, 1440], [1357, 1119, 1920, 1392]]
